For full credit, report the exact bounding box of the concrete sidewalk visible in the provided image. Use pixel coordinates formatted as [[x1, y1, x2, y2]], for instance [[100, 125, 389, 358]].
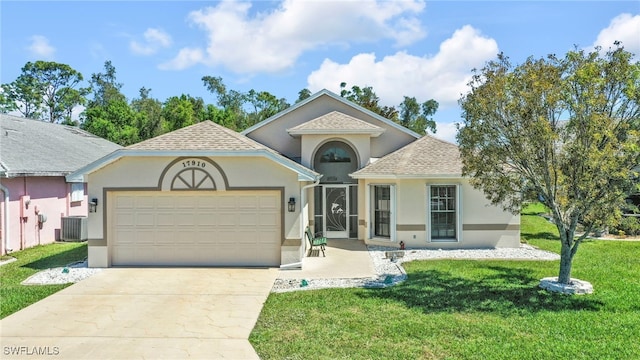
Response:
[[278, 239, 376, 279], [0, 268, 278, 359]]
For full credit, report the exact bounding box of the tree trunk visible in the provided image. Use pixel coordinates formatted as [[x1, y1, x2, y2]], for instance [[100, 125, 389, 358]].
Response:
[[558, 243, 573, 284]]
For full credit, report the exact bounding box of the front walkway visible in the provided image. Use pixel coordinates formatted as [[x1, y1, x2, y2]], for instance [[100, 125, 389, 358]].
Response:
[[278, 239, 376, 279], [0, 268, 278, 359]]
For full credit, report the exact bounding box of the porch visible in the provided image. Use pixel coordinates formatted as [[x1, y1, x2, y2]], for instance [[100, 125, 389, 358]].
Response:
[[278, 239, 375, 279]]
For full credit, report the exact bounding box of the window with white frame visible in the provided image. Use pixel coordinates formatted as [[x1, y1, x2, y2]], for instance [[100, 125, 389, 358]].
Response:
[[371, 185, 394, 239], [70, 183, 84, 202], [428, 185, 459, 241]]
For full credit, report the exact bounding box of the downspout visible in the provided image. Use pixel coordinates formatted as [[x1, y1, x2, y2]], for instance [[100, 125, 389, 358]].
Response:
[[279, 176, 321, 270], [22, 176, 27, 250], [0, 182, 10, 254]]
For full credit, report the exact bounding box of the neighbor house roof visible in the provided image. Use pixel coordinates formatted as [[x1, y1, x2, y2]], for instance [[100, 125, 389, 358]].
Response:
[[242, 89, 420, 139], [0, 114, 122, 177], [351, 135, 462, 178], [67, 120, 320, 183], [287, 111, 385, 137]]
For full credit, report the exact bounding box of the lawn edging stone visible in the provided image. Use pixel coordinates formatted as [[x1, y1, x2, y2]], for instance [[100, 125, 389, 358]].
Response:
[[539, 277, 594, 295]]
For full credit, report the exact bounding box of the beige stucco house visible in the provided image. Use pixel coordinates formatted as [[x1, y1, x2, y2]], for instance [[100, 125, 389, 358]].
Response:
[[68, 90, 519, 268]]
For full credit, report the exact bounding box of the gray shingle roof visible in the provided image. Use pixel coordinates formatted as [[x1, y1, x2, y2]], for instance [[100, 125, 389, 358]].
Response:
[[287, 111, 384, 136], [351, 135, 462, 178], [243, 89, 420, 139], [0, 114, 121, 177], [66, 120, 320, 183], [126, 121, 268, 151]]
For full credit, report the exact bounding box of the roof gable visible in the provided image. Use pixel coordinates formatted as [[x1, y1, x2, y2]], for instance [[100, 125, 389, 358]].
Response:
[[287, 111, 384, 136], [0, 114, 121, 177], [242, 89, 420, 139], [351, 135, 462, 178], [67, 120, 320, 183]]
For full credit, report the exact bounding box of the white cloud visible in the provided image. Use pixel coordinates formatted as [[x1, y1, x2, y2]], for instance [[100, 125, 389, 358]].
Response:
[[27, 35, 55, 59], [433, 121, 460, 144], [162, 0, 426, 73], [130, 28, 172, 56], [591, 13, 640, 55], [158, 48, 205, 70], [306, 25, 499, 108]]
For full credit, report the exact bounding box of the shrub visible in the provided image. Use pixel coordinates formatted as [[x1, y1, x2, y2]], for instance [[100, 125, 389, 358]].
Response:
[[612, 216, 640, 236]]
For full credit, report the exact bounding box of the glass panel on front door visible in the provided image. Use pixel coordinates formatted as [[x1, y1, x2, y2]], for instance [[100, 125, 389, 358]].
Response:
[[325, 186, 348, 238]]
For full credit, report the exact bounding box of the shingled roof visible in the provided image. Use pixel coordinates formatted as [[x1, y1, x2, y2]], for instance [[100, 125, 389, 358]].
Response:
[[67, 120, 320, 183], [287, 111, 384, 136], [127, 121, 268, 151], [0, 114, 121, 177], [351, 135, 462, 178]]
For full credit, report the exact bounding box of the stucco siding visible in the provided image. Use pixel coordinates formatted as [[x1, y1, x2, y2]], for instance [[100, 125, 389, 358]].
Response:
[[0, 176, 87, 254], [246, 95, 416, 160], [359, 178, 520, 249], [87, 156, 302, 242], [86, 155, 307, 267]]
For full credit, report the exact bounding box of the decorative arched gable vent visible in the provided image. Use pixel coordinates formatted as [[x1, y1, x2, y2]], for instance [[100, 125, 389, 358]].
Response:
[[171, 168, 216, 190], [158, 157, 229, 191]]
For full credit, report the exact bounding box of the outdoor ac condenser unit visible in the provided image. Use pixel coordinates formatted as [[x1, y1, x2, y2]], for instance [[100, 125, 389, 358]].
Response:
[[61, 216, 88, 241]]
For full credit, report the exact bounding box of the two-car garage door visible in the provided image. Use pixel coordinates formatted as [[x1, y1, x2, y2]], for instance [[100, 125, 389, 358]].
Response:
[[110, 191, 281, 267]]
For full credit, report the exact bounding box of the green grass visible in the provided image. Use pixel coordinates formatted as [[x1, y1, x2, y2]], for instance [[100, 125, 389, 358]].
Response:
[[250, 205, 640, 359], [0, 242, 87, 319]]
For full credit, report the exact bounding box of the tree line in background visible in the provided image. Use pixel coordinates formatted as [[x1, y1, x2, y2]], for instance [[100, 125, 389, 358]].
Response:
[[0, 60, 439, 146]]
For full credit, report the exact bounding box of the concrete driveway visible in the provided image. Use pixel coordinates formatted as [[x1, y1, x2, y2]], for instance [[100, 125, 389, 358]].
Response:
[[0, 268, 278, 359]]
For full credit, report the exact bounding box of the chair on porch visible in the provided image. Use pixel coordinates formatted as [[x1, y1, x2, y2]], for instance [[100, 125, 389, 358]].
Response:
[[305, 226, 327, 257]]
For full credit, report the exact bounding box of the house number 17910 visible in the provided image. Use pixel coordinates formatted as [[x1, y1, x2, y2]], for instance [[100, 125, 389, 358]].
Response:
[[182, 160, 206, 168]]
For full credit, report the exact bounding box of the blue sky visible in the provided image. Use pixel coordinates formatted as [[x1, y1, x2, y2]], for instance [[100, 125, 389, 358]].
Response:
[[2, 1, 638, 142]]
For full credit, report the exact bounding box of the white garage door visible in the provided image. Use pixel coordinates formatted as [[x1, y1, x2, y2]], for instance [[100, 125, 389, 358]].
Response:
[[110, 191, 281, 266]]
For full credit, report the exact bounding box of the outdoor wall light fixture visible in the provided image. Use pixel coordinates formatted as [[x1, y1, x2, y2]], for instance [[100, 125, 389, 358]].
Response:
[[89, 198, 98, 213], [288, 197, 296, 212]]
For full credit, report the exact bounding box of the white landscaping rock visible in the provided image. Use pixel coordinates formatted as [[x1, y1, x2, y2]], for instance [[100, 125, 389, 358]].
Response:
[[272, 244, 560, 293], [21, 261, 103, 285], [539, 277, 594, 295]]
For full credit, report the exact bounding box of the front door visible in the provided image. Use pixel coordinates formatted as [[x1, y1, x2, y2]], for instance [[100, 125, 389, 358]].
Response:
[[324, 185, 348, 238]]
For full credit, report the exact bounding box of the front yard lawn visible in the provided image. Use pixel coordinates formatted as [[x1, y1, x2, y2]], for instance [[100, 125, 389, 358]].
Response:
[[0, 242, 87, 319], [250, 206, 640, 359]]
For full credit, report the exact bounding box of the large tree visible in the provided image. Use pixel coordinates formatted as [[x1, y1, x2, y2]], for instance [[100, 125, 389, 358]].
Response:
[[81, 61, 139, 145], [245, 89, 289, 127], [87, 60, 125, 107], [22, 61, 85, 122], [131, 87, 163, 140], [1, 61, 86, 122], [295, 88, 312, 103], [339, 82, 439, 135], [161, 94, 203, 132], [339, 83, 398, 120], [457, 44, 640, 285], [201, 76, 288, 130], [0, 74, 42, 118], [399, 96, 438, 134]]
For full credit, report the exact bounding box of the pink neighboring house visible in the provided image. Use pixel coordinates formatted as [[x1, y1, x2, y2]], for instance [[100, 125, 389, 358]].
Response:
[[0, 114, 121, 255]]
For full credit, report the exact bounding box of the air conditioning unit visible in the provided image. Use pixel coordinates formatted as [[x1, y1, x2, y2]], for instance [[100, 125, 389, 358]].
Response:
[[61, 216, 88, 241]]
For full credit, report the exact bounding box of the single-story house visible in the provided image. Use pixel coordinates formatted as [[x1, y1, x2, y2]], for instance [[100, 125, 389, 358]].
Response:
[[0, 114, 122, 255], [68, 90, 520, 268]]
